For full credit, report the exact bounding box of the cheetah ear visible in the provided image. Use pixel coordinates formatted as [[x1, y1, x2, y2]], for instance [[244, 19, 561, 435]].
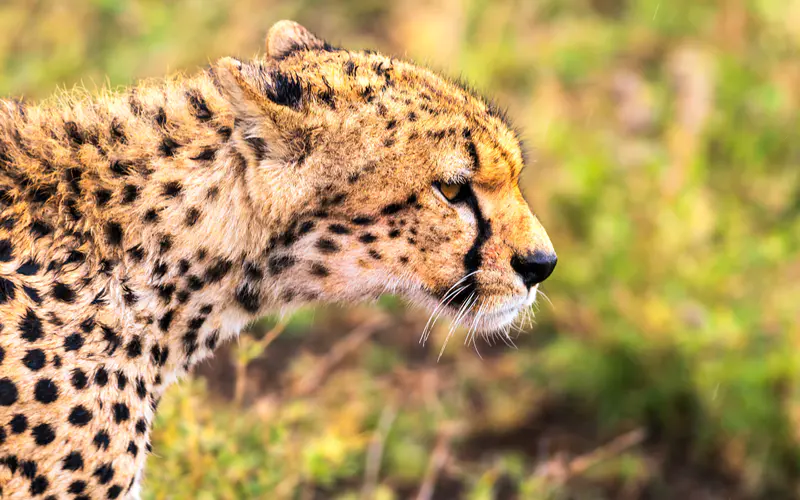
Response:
[[266, 20, 328, 59], [213, 57, 304, 119]]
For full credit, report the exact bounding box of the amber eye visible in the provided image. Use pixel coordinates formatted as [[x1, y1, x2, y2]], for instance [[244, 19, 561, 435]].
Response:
[[434, 181, 468, 203]]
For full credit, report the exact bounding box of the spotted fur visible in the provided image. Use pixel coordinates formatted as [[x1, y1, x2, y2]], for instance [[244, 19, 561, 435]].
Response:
[[0, 20, 555, 499]]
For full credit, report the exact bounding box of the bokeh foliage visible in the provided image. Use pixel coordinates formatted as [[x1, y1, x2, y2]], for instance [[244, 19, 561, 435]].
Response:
[[2, 0, 799, 498]]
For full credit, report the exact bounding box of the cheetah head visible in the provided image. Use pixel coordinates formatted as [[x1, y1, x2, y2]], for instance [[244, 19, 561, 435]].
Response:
[[213, 21, 556, 337]]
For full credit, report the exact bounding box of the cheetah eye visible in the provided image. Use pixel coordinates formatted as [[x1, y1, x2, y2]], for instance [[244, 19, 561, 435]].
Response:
[[434, 180, 469, 203]]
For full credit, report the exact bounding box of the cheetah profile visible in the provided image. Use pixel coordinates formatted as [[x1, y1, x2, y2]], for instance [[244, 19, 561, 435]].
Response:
[[0, 21, 556, 499]]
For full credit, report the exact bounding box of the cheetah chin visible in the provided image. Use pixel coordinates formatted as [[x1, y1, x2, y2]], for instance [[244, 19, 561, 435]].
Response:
[[0, 20, 555, 499]]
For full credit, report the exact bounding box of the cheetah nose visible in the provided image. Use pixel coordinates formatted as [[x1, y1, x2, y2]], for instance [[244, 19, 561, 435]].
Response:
[[510, 250, 557, 289]]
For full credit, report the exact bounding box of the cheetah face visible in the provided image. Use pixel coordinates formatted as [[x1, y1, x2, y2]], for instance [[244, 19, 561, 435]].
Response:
[[215, 21, 556, 336]]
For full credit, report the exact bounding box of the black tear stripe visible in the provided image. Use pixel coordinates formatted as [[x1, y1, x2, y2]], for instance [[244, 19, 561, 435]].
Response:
[[449, 185, 492, 308]]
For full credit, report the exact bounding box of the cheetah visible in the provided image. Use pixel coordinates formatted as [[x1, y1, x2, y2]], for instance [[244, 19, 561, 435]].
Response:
[[0, 20, 557, 499]]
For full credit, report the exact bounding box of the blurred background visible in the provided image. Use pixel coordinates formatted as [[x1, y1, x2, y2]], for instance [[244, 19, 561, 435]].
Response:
[[2, 0, 800, 498]]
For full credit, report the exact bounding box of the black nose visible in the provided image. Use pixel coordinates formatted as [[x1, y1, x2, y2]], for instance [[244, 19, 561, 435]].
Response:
[[511, 251, 557, 288]]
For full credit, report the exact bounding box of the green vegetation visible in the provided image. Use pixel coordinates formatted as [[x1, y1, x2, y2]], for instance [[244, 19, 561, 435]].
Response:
[[2, 0, 799, 498]]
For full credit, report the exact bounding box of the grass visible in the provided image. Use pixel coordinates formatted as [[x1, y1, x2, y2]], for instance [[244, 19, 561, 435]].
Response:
[[2, 0, 799, 498]]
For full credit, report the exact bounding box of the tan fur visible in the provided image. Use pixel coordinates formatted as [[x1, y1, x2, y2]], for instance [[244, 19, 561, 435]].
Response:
[[0, 21, 555, 499]]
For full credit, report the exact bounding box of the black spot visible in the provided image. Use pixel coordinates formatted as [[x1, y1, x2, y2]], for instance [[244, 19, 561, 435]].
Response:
[[205, 330, 220, 351], [79, 317, 95, 333], [23, 285, 42, 304], [0, 239, 11, 261], [1, 455, 19, 473], [185, 90, 212, 122], [135, 418, 147, 435], [64, 167, 83, 195], [152, 261, 168, 279], [352, 216, 375, 226], [20, 459, 35, 477], [127, 245, 145, 262], [108, 484, 124, 499], [22, 349, 45, 371], [110, 119, 127, 143], [116, 371, 127, 390], [20, 309, 43, 342], [205, 259, 232, 283], [235, 283, 260, 313], [68, 405, 93, 426], [245, 136, 269, 161], [159, 310, 175, 332], [34, 379, 58, 404], [62, 451, 84, 471], [267, 255, 295, 275], [113, 403, 130, 423], [187, 275, 204, 290], [69, 480, 87, 494], [0, 277, 15, 304], [95, 367, 109, 387], [30, 220, 53, 238], [184, 207, 201, 227], [183, 331, 198, 357], [127, 441, 139, 457], [328, 224, 350, 235], [218, 126, 232, 141], [32, 423, 55, 445], [17, 259, 40, 275], [64, 333, 84, 352], [94, 430, 111, 450], [159, 137, 181, 157], [102, 326, 121, 354], [159, 234, 173, 254], [359, 233, 378, 244], [344, 60, 357, 76], [157, 283, 175, 302], [154, 107, 167, 127], [10, 414, 27, 433], [122, 282, 137, 305], [382, 202, 405, 215], [65, 250, 86, 265], [105, 222, 123, 246], [315, 238, 339, 254], [264, 70, 304, 109], [143, 208, 160, 223], [191, 147, 216, 162], [134, 378, 147, 400], [310, 263, 329, 277], [52, 282, 75, 303], [29, 182, 57, 204], [30, 475, 49, 495], [65, 198, 82, 220], [126, 336, 143, 359], [162, 180, 183, 197], [188, 316, 206, 330], [122, 184, 140, 204], [71, 369, 88, 390], [465, 140, 479, 170], [369, 249, 382, 260], [94, 188, 112, 207], [94, 463, 115, 484], [64, 121, 85, 146]]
